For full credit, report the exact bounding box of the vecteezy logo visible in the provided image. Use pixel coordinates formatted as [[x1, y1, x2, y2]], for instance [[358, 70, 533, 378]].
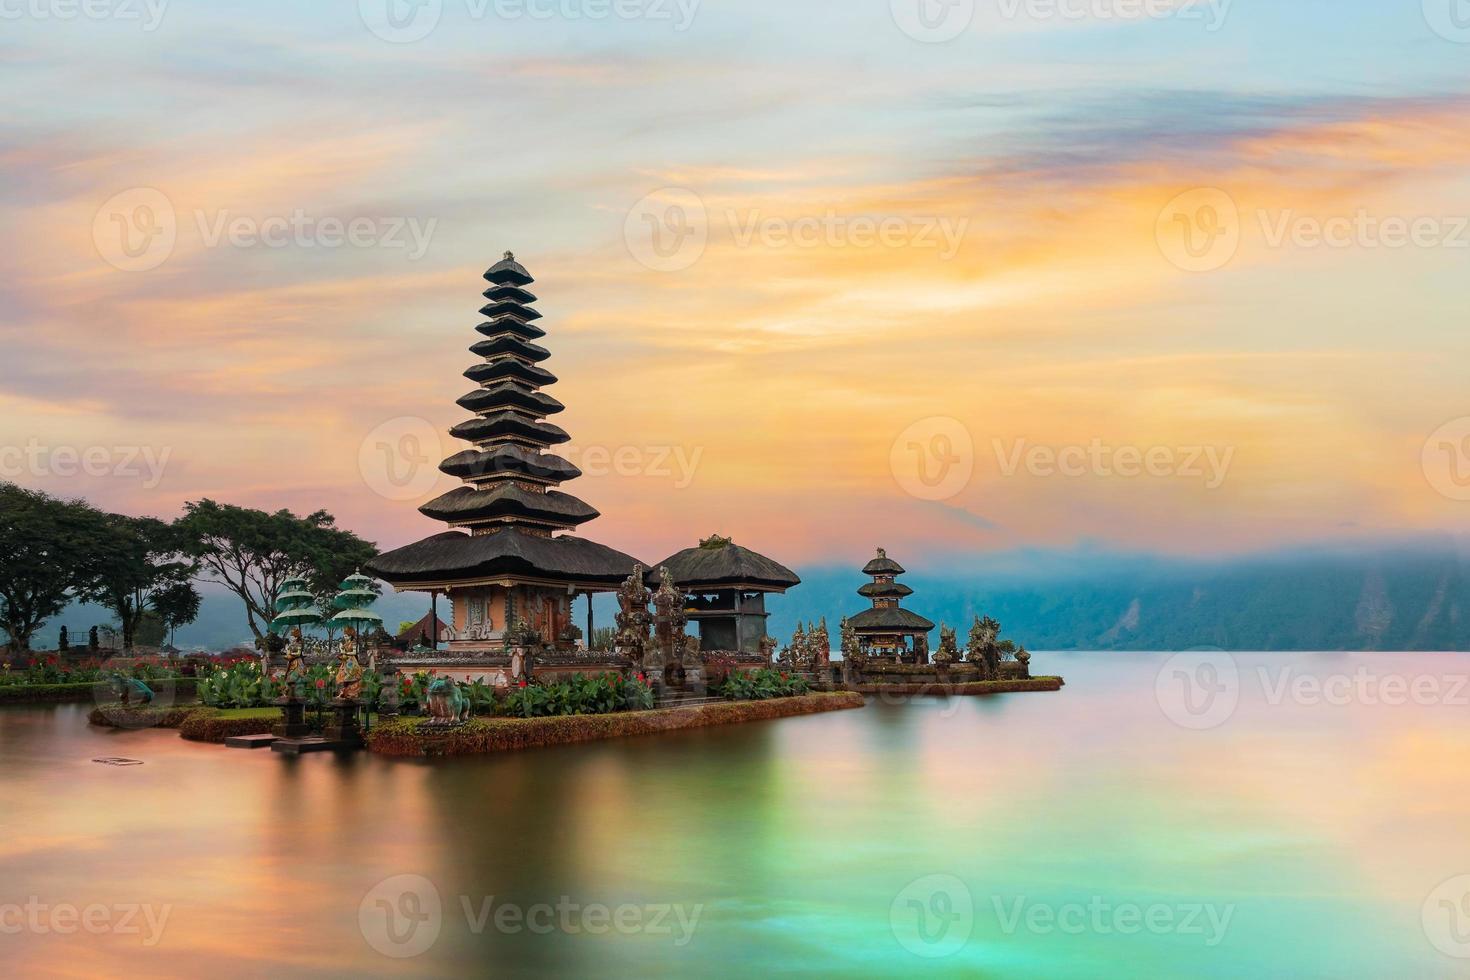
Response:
[[1423, 874, 1470, 958], [1422, 417, 1470, 501], [1423, 0, 1470, 43], [359, 0, 443, 43], [624, 188, 708, 272], [359, 417, 442, 501], [890, 874, 973, 958], [93, 188, 177, 272], [1155, 649, 1239, 730], [359, 874, 443, 958], [890, 0, 975, 42], [1156, 188, 1240, 272], [890, 417, 974, 501]]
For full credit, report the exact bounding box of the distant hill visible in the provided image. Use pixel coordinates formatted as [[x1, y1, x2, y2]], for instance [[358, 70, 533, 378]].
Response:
[[771, 542, 1470, 652], [18, 542, 1470, 653]]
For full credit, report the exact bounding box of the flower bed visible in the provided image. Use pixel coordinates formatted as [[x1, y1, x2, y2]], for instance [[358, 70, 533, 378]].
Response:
[[848, 677, 1065, 695], [368, 692, 865, 757]]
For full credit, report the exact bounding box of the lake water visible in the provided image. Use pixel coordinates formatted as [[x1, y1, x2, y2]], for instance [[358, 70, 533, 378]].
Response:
[[4, 652, 1470, 978]]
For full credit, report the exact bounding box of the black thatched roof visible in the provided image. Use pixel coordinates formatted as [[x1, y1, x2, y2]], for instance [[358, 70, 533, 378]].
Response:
[[481, 283, 537, 304], [858, 581, 913, 599], [470, 335, 551, 362], [862, 549, 906, 575], [465, 359, 557, 387], [449, 413, 570, 447], [457, 383, 564, 416], [648, 539, 800, 590], [419, 485, 598, 528], [849, 607, 934, 632], [439, 445, 581, 483], [485, 252, 533, 286], [475, 317, 545, 341], [369, 529, 644, 587], [479, 301, 542, 322]]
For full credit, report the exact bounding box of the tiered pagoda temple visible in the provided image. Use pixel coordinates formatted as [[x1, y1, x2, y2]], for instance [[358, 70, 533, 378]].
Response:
[[648, 535, 800, 653], [848, 548, 935, 663], [368, 253, 645, 677]]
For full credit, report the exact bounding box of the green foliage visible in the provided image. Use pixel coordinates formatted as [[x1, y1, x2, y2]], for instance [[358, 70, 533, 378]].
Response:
[[499, 673, 654, 718], [74, 513, 198, 650], [0, 483, 100, 652], [0, 655, 177, 688], [179, 707, 282, 742], [197, 660, 280, 708], [175, 499, 377, 641], [718, 668, 810, 701]]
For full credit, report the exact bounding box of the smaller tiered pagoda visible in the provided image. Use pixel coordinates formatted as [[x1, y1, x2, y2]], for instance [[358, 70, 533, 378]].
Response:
[[848, 548, 934, 663]]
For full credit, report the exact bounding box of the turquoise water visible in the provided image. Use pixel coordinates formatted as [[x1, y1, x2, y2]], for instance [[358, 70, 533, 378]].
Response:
[[4, 652, 1470, 977]]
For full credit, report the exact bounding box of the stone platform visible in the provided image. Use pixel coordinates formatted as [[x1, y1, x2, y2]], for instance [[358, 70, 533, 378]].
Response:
[[225, 733, 279, 749], [270, 735, 363, 755]]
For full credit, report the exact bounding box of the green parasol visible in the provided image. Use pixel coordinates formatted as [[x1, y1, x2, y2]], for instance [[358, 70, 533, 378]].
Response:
[[270, 575, 321, 635]]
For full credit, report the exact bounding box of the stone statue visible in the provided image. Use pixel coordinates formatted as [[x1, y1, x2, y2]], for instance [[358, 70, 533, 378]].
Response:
[[934, 624, 959, 665], [967, 615, 1002, 679], [811, 618, 831, 667], [790, 623, 811, 669], [839, 617, 860, 663], [758, 634, 777, 664], [282, 628, 306, 699], [913, 632, 929, 665], [334, 627, 364, 701], [1015, 645, 1032, 678], [681, 634, 702, 668], [614, 564, 652, 666], [425, 676, 471, 726], [652, 566, 688, 669]]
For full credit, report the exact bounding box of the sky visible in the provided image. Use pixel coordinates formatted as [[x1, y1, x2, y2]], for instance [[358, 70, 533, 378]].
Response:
[[3, 0, 1470, 575]]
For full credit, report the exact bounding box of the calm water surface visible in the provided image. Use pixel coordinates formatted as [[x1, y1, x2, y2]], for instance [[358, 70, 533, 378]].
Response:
[[4, 652, 1470, 978]]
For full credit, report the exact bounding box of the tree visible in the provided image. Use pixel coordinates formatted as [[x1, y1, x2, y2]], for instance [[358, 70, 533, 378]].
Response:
[[175, 500, 377, 641], [76, 514, 199, 651], [0, 484, 97, 652], [154, 581, 201, 648], [130, 611, 168, 648]]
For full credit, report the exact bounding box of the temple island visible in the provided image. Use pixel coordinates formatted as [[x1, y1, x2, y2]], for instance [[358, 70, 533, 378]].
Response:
[[364, 254, 1058, 696], [81, 252, 1057, 755], [367, 254, 789, 689]]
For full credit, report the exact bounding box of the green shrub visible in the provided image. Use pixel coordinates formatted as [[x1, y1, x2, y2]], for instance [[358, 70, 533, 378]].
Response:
[[498, 673, 654, 718], [719, 668, 810, 701], [179, 708, 282, 742]]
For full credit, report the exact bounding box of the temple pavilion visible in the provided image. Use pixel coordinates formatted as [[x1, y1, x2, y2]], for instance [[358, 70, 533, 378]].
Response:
[[368, 253, 645, 675], [848, 548, 935, 662], [648, 535, 800, 653]]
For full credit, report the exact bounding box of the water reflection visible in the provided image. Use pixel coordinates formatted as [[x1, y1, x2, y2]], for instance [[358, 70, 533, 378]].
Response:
[[4, 653, 1470, 977]]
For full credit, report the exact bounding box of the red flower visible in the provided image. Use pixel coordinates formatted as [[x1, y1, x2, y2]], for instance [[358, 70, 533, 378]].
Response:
[[315, 679, 326, 689], [517, 679, 527, 688], [637, 672, 646, 683]]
